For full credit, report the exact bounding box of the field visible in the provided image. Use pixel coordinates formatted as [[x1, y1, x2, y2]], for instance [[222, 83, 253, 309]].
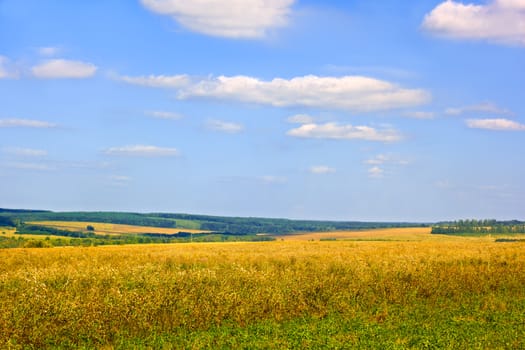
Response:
[[1, 238, 524, 349], [278, 227, 432, 241], [27, 221, 209, 236]]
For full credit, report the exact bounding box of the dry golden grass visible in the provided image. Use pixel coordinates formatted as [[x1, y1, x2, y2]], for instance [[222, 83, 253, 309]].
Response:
[[0, 239, 524, 348], [27, 221, 209, 236], [276, 227, 500, 242]]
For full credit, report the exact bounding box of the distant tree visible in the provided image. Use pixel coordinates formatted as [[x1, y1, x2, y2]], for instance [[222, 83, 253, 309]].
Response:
[[86, 225, 95, 232]]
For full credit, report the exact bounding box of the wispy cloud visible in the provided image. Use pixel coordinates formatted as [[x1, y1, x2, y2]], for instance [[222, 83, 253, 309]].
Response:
[[120, 74, 189, 88], [146, 110, 184, 120], [445, 102, 513, 116], [466, 118, 525, 131], [309, 165, 336, 174], [0, 118, 57, 129], [364, 154, 410, 166], [403, 111, 435, 119], [2, 147, 48, 157], [368, 166, 384, 179], [177, 75, 430, 112], [206, 119, 244, 133], [109, 175, 132, 187], [422, 0, 525, 46], [38, 46, 61, 57], [287, 114, 316, 124], [32, 59, 97, 79], [3, 162, 54, 171], [258, 175, 287, 184], [0, 56, 18, 79], [364, 154, 409, 179], [140, 0, 295, 39], [104, 144, 180, 157], [287, 122, 402, 142]]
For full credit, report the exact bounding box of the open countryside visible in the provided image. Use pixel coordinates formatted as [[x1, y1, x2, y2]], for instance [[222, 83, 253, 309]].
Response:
[[1, 0, 524, 348]]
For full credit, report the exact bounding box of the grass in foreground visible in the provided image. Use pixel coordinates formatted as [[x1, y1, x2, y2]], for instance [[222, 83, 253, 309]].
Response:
[[0, 240, 524, 349]]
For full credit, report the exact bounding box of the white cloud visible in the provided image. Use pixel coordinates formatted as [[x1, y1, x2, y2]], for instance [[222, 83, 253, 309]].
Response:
[[120, 74, 189, 88], [32, 59, 97, 79], [445, 102, 513, 116], [0, 118, 57, 128], [466, 118, 525, 131], [287, 114, 316, 124], [368, 166, 384, 179], [104, 144, 180, 157], [287, 123, 402, 142], [365, 154, 410, 166], [365, 154, 389, 165], [146, 110, 184, 120], [206, 119, 244, 133], [422, 0, 525, 46], [403, 111, 435, 119], [2, 147, 48, 157], [178, 75, 430, 111], [140, 0, 294, 39], [310, 165, 336, 174]]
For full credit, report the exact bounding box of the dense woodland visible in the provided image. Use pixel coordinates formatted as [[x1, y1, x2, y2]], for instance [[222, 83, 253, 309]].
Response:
[[431, 219, 525, 235], [0, 208, 423, 235]]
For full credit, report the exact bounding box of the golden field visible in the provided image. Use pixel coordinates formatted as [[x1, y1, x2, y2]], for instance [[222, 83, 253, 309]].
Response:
[[274, 226, 500, 242], [27, 221, 209, 236], [1, 239, 524, 348]]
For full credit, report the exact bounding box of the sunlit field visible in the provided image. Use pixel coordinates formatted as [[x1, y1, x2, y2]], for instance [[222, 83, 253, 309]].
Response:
[[276, 227, 506, 242], [1, 239, 524, 349], [27, 221, 209, 236]]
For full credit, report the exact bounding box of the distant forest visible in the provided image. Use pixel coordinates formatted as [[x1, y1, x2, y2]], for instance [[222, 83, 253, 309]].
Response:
[[431, 219, 525, 235], [0, 208, 424, 235]]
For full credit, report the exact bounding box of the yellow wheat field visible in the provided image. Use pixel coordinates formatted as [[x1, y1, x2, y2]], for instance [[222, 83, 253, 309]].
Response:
[[27, 221, 209, 236], [0, 239, 524, 348]]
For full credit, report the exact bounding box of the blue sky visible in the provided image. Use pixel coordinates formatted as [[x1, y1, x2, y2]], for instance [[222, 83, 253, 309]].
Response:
[[1, 0, 524, 221]]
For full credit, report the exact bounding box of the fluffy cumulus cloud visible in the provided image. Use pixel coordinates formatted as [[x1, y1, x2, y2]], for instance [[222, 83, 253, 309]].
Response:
[[0, 118, 57, 128], [206, 119, 244, 133], [104, 144, 180, 157], [177, 75, 430, 111], [445, 102, 513, 116], [287, 122, 402, 142], [309, 165, 336, 174], [466, 118, 525, 131], [422, 0, 525, 46], [32, 59, 97, 79], [120, 74, 189, 88], [140, 0, 294, 39]]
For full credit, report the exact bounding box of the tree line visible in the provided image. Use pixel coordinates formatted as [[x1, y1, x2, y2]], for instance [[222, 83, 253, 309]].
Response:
[[432, 219, 525, 235]]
